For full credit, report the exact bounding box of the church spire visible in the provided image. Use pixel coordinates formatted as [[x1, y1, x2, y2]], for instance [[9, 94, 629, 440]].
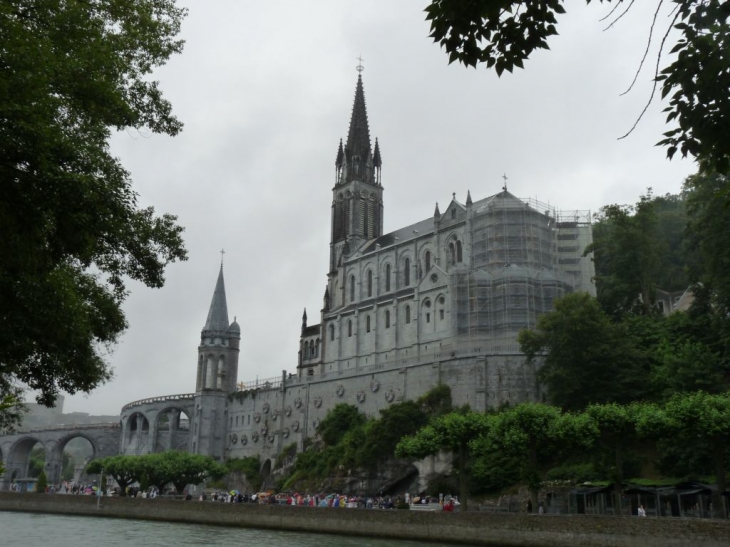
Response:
[[203, 265, 229, 332], [346, 74, 372, 162]]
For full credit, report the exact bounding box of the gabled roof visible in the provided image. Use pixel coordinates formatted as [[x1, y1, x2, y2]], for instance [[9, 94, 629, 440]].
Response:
[[360, 217, 435, 254]]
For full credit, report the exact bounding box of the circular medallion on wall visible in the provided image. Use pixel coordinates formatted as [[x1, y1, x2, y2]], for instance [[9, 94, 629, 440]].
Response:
[[229, 433, 238, 445], [268, 435, 275, 443], [431, 273, 438, 283], [336, 384, 345, 397], [291, 420, 300, 432], [356, 390, 366, 403], [262, 402, 270, 414], [240, 434, 248, 445], [283, 428, 290, 439], [272, 410, 279, 421], [294, 397, 302, 409], [254, 412, 261, 423], [314, 396, 322, 408], [370, 378, 380, 393], [285, 406, 292, 417], [251, 432, 259, 443], [385, 389, 395, 403], [261, 425, 268, 435], [313, 418, 320, 429]]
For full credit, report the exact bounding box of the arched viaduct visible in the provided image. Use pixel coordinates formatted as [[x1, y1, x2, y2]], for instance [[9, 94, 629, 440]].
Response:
[[119, 393, 195, 456], [0, 423, 121, 489]]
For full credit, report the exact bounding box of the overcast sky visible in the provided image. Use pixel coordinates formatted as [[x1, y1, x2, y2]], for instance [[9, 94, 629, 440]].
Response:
[[62, 1, 695, 416]]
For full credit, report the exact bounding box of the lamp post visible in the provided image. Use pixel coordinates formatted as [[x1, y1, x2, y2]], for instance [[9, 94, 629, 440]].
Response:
[[96, 468, 104, 509]]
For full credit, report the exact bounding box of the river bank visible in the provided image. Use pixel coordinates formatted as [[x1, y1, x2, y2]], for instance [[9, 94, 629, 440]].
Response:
[[1, 492, 728, 547]]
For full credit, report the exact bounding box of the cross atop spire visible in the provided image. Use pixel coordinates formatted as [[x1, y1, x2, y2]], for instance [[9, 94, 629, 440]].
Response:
[[220, 248, 225, 267], [502, 173, 509, 192], [356, 55, 364, 74]]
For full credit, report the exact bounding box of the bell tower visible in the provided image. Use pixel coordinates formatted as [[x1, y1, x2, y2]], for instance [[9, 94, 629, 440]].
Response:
[[191, 259, 240, 460], [328, 63, 383, 307]]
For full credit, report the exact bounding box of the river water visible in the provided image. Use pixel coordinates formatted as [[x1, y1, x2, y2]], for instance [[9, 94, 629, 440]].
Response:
[[0, 510, 461, 547]]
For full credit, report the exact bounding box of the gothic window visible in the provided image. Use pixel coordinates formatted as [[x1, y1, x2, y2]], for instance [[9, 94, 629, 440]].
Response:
[[385, 264, 391, 292], [366, 315, 371, 333], [440, 309, 445, 320], [404, 258, 411, 287], [348, 320, 352, 337], [316, 338, 321, 357], [451, 208, 456, 219], [368, 194, 376, 238], [457, 240, 463, 262], [367, 270, 373, 297], [329, 324, 335, 341], [426, 313, 431, 323], [425, 250, 431, 272], [236, 415, 239, 426], [405, 305, 411, 324], [350, 275, 355, 303], [359, 197, 366, 236], [449, 242, 455, 265], [385, 309, 390, 328]]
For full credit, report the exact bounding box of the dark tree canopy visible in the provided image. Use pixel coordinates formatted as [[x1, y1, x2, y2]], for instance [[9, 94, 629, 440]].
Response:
[[425, 0, 730, 173], [0, 0, 188, 410]]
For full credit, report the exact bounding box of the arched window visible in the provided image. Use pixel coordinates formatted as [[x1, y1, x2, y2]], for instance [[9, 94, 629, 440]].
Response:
[[405, 305, 411, 324], [350, 275, 355, 303], [329, 324, 335, 341], [385, 264, 391, 292], [385, 310, 391, 328], [451, 208, 456, 219], [425, 251, 431, 272], [404, 258, 411, 287], [367, 270, 373, 297], [348, 320, 353, 337], [449, 242, 455, 265], [457, 240, 463, 262], [366, 315, 371, 333], [304, 341, 309, 359], [315, 338, 320, 357]]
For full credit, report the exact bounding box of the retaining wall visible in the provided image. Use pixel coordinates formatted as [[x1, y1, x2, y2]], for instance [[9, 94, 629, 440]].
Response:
[[0, 493, 729, 547]]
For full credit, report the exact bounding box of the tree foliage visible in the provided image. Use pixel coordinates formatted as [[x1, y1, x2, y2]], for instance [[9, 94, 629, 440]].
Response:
[[396, 410, 493, 510], [425, 1, 730, 173], [0, 0, 188, 412], [87, 451, 222, 495], [519, 292, 648, 410], [317, 404, 367, 447]]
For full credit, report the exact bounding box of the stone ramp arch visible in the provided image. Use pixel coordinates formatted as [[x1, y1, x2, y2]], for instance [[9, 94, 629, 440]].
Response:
[[0, 423, 120, 489]]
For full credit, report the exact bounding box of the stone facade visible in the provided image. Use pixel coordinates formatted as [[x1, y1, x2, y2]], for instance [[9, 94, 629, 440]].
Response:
[[0, 73, 596, 481]]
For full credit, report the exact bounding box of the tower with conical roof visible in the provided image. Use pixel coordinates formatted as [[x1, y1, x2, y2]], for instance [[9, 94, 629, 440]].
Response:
[[329, 66, 384, 306], [191, 263, 240, 459]]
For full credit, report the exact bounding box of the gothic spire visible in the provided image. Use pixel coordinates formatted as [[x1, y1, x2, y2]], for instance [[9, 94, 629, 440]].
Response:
[[466, 190, 473, 206], [373, 138, 381, 168], [203, 265, 229, 332], [346, 74, 372, 162], [434, 202, 441, 218], [335, 139, 344, 168]]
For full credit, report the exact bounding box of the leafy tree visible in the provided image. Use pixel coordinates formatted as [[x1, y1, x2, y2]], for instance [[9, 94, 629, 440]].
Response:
[[27, 447, 45, 478], [587, 194, 661, 316], [584, 403, 642, 512], [317, 404, 366, 447], [0, 0, 188, 417], [0, 389, 26, 434], [396, 410, 493, 511], [88, 455, 143, 496], [35, 471, 48, 493], [424, 1, 730, 173], [486, 403, 595, 509], [637, 391, 730, 512], [518, 292, 649, 410], [356, 401, 429, 470]]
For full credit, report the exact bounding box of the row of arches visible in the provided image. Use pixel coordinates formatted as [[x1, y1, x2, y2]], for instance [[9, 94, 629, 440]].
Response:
[[122, 407, 191, 455], [197, 353, 227, 391], [343, 236, 464, 305], [330, 293, 450, 340], [303, 338, 321, 360]]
